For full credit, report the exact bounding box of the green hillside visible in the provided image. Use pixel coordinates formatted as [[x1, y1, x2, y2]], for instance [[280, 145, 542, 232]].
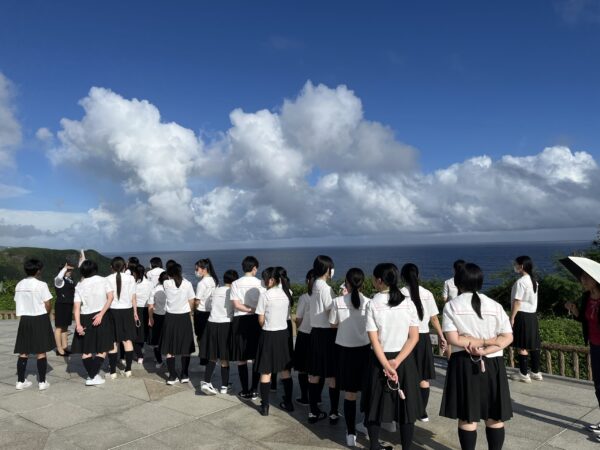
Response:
[[0, 247, 112, 284]]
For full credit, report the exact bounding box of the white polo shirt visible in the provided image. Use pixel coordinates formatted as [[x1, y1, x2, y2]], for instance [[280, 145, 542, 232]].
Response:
[[207, 286, 234, 323], [442, 292, 512, 358], [148, 285, 166, 316], [329, 293, 370, 347], [401, 286, 439, 333], [255, 287, 290, 332], [163, 279, 195, 314], [309, 279, 334, 329], [196, 276, 216, 312], [230, 276, 264, 317], [147, 267, 165, 287], [135, 278, 154, 307], [295, 293, 312, 334], [105, 272, 136, 309], [366, 292, 420, 353], [443, 277, 458, 301], [74, 275, 109, 315], [14, 277, 52, 317], [511, 275, 538, 313]]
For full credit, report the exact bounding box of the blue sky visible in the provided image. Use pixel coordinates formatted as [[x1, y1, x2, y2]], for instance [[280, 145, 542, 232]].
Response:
[[0, 0, 599, 250]]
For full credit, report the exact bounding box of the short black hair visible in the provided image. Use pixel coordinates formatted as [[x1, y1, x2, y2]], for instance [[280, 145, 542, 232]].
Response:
[[150, 257, 163, 269], [79, 260, 98, 278], [223, 269, 239, 285], [24, 259, 43, 276], [241, 256, 259, 273], [453, 259, 466, 272]]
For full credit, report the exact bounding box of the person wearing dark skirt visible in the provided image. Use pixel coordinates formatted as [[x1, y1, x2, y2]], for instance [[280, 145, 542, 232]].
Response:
[[53, 259, 78, 356], [509, 256, 542, 383], [72, 259, 114, 386], [148, 271, 168, 368], [13, 259, 55, 391], [105, 257, 138, 379], [200, 269, 238, 395], [194, 258, 218, 367], [133, 264, 153, 365], [329, 268, 370, 447], [254, 267, 294, 416], [400, 263, 447, 422], [161, 263, 196, 385], [440, 263, 513, 450], [362, 263, 421, 450]]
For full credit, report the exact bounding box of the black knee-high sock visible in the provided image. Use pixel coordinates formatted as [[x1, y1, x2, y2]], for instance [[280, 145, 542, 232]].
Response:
[[271, 373, 278, 390], [260, 381, 270, 406], [309, 381, 321, 415], [153, 346, 163, 363], [485, 427, 505, 450], [134, 342, 143, 359], [238, 364, 249, 393], [282, 377, 293, 403], [119, 342, 125, 359], [251, 368, 260, 391], [36, 358, 47, 383], [82, 358, 94, 378], [108, 352, 118, 374], [181, 356, 190, 377], [344, 399, 357, 434], [367, 423, 381, 450], [399, 423, 415, 449], [298, 373, 309, 401], [329, 386, 340, 414], [17, 356, 28, 382], [318, 376, 325, 402], [221, 365, 230, 387], [125, 350, 134, 371], [518, 354, 528, 375], [92, 356, 105, 378], [458, 429, 477, 450], [420, 387, 430, 414], [166, 357, 177, 379], [204, 360, 216, 383], [530, 350, 541, 373]]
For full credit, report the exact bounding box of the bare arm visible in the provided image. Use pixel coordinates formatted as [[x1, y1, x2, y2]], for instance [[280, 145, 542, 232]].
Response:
[[258, 314, 265, 327], [44, 300, 52, 314], [92, 292, 114, 326], [368, 330, 397, 382], [390, 326, 419, 368], [74, 302, 84, 335], [430, 315, 447, 351], [510, 300, 521, 325], [232, 299, 253, 313]]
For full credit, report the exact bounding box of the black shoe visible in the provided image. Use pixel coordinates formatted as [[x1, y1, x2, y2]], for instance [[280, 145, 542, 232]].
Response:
[[329, 411, 340, 425], [280, 401, 294, 412], [260, 404, 270, 416], [295, 397, 309, 406], [238, 390, 254, 401], [308, 410, 327, 424], [55, 349, 69, 357]]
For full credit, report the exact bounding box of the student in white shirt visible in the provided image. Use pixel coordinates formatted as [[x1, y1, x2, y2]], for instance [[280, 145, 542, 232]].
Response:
[[133, 264, 153, 364], [230, 256, 265, 400], [307, 255, 339, 424], [442, 259, 466, 302], [148, 271, 168, 368], [146, 257, 165, 287], [105, 256, 138, 379], [510, 255, 542, 383], [53, 257, 79, 356], [13, 259, 55, 391], [293, 270, 315, 406], [71, 259, 114, 385], [160, 263, 196, 385], [400, 263, 447, 423], [194, 258, 218, 367], [254, 267, 295, 416], [362, 263, 421, 450], [329, 268, 370, 447], [200, 269, 238, 395], [440, 263, 513, 450]]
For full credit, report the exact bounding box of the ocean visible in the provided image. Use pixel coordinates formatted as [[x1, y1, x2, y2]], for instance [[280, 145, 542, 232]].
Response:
[[107, 240, 588, 287]]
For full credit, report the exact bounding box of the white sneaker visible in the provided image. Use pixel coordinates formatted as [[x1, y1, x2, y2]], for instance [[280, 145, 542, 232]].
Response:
[[381, 421, 397, 432], [90, 375, 105, 386], [155, 362, 165, 369], [530, 371, 543, 381], [124, 370, 132, 378], [219, 385, 230, 394], [511, 372, 532, 383], [106, 372, 117, 380], [38, 381, 50, 391], [346, 434, 357, 447], [355, 422, 368, 436], [180, 376, 190, 383], [200, 382, 218, 395], [120, 359, 126, 366], [137, 358, 144, 364], [15, 380, 32, 390]]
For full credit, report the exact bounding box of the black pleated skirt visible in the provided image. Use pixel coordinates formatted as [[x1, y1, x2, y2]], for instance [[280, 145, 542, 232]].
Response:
[[134, 307, 149, 343], [109, 308, 137, 342], [413, 333, 436, 381], [511, 311, 540, 350], [440, 351, 513, 423], [194, 310, 210, 352], [231, 314, 261, 361], [255, 329, 292, 374], [361, 350, 422, 425], [336, 344, 370, 392], [160, 312, 195, 356], [199, 321, 231, 361], [54, 302, 73, 328], [14, 314, 55, 355], [293, 331, 311, 373], [71, 312, 115, 354], [309, 327, 338, 378], [149, 314, 165, 346]]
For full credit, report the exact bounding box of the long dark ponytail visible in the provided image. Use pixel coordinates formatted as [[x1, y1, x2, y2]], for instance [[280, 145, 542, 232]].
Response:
[[308, 255, 334, 296], [196, 258, 219, 286], [455, 263, 484, 319], [133, 264, 146, 283], [400, 263, 424, 321], [167, 263, 183, 288], [275, 266, 293, 304], [373, 263, 405, 307], [515, 255, 537, 293], [345, 268, 365, 309], [111, 256, 126, 299]]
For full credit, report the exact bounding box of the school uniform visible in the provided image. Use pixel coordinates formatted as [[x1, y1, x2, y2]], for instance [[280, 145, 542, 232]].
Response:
[[440, 292, 513, 423], [160, 279, 195, 355], [361, 293, 422, 425], [105, 272, 137, 342], [147, 267, 165, 288], [443, 277, 459, 301], [194, 276, 216, 363], [255, 287, 292, 374], [511, 275, 540, 350], [13, 278, 55, 354], [200, 286, 233, 361], [329, 293, 370, 392], [71, 276, 115, 354], [401, 286, 439, 381], [134, 278, 153, 345], [308, 279, 337, 378], [148, 285, 166, 346], [293, 293, 312, 372], [54, 268, 74, 328], [230, 276, 265, 361]]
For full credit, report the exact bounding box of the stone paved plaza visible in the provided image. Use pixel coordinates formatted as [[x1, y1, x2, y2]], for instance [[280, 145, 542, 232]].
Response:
[[0, 320, 599, 449]]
